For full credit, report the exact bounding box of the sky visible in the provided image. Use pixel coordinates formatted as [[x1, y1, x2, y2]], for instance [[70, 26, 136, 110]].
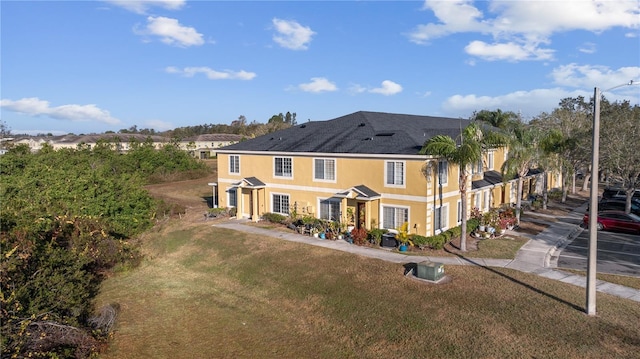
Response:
[[1, 0, 639, 136]]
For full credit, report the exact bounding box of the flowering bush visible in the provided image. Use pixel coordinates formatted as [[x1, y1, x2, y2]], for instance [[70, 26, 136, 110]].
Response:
[[498, 217, 516, 230], [470, 207, 482, 221]]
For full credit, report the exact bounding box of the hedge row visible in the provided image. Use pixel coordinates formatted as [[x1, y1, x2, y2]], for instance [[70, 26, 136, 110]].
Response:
[[410, 218, 480, 250]]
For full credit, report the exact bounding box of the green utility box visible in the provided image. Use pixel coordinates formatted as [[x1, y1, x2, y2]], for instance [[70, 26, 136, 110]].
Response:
[[416, 261, 445, 281]]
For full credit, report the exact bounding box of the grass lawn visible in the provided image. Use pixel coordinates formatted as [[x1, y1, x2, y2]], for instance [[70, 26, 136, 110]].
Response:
[[96, 218, 640, 359]]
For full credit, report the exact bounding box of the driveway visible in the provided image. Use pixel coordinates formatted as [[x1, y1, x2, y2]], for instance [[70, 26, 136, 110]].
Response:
[[557, 228, 640, 276]]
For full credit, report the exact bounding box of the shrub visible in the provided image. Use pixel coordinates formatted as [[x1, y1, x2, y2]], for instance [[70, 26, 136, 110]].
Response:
[[411, 234, 428, 248], [429, 234, 447, 249], [466, 218, 480, 233], [368, 228, 387, 246], [449, 226, 462, 238], [350, 228, 368, 246], [548, 190, 562, 201], [206, 207, 228, 218], [262, 212, 286, 224]]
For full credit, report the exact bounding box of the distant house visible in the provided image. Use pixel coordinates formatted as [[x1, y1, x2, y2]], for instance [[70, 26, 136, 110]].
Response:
[[214, 111, 559, 237], [10, 134, 169, 152], [181, 134, 244, 159]]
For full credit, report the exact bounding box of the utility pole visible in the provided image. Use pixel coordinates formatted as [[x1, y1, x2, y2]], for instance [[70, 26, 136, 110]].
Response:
[[586, 87, 600, 316], [586, 80, 638, 316]]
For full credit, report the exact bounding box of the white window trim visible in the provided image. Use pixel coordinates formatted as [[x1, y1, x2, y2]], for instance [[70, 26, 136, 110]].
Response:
[[483, 190, 490, 211], [313, 158, 337, 183], [488, 151, 495, 170], [438, 160, 448, 186], [318, 197, 341, 221], [381, 205, 410, 230], [434, 203, 449, 234], [271, 192, 290, 215], [384, 160, 406, 188], [273, 156, 294, 179], [227, 187, 237, 208], [229, 155, 240, 174]]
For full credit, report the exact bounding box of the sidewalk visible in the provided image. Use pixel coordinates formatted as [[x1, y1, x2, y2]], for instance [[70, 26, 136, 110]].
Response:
[[213, 205, 640, 303]]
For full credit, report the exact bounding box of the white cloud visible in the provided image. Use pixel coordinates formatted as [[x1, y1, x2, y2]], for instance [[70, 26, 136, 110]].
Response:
[[442, 64, 640, 119], [104, 0, 185, 14], [272, 18, 315, 50], [551, 63, 640, 89], [442, 88, 588, 119], [369, 80, 403, 96], [0, 98, 121, 125], [464, 40, 553, 61], [136, 16, 204, 47], [145, 119, 174, 131], [408, 0, 640, 62], [348, 83, 367, 95], [165, 66, 256, 80], [298, 77, 338, 93], [578, 42, 596, 54]]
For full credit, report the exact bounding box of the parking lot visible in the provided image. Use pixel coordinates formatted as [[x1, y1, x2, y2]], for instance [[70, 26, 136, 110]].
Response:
[[557, 228, 640, 276]]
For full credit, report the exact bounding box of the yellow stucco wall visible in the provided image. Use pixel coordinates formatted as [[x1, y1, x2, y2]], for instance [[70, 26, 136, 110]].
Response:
[[214, 145, 559, 237]]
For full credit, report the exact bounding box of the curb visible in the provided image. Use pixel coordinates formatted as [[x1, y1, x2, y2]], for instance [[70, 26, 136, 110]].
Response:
[[545, 224, 584, 268]]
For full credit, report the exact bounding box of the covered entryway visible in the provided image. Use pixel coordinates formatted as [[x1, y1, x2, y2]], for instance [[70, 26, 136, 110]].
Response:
[[334, 185, 381, 231], [233, 177, 266, 221]]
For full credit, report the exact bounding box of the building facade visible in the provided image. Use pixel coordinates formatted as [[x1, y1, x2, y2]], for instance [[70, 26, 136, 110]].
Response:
[[214, 111, 559, 237]]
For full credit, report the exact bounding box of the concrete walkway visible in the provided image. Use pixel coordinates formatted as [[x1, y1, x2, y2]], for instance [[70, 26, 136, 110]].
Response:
[[213, 205, 640, 303]]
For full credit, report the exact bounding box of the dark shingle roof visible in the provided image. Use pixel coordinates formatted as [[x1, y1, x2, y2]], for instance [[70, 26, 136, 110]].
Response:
[[472, 170, 504, 189], [221, 111, 472, 155]]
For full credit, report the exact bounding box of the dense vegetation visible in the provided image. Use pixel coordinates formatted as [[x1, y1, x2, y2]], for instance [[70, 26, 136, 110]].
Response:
[[0, 140, 209, 358]]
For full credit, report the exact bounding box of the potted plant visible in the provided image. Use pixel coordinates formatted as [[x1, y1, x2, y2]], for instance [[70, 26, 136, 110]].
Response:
[[346, 208, 355, 232], [395, 222, 411, 252], [480, 212, 492, 232]]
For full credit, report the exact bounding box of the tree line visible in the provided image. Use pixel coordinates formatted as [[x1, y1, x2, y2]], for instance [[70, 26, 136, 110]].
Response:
[[116, 112, 298, 140], [0, 140, 209, 358], [421, 95, 639, 250]]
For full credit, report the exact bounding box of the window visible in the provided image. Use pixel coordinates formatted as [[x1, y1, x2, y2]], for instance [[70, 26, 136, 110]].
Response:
[[320, 199, 341, 220], [228, 188, 237, 207], [229, 155, 240, 174], [487, 151, 494, 170], [274, 157, 292, 178], [314, 158, 336, 181], [475, 192, 481, 209], [483, 190, 490, 211], [472, 159, 483, 174], [434, 205, 448, 232], [438, 160, 448, 185], [272, 194, 290, 215], [457, 200, 462, 224], [386, 161, 405, 186], [383, 206, 408, 229]]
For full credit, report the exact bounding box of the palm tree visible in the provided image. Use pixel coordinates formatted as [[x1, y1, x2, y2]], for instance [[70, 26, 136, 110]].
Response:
[[473, 109, 518, 130], [501, 121, 542, 226], [419, 123, 505, 252]]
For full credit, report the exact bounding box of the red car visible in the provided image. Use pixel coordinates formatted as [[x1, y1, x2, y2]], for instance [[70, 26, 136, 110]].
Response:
[[583, 210, 640, 234]]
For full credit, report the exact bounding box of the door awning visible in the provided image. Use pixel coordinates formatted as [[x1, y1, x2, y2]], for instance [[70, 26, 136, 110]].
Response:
[[233, 176, 266, 189], [334, 184, 381, 201]]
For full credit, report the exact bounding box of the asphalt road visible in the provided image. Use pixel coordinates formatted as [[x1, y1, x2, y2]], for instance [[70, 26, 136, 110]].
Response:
[[557, 228, 640, 276]]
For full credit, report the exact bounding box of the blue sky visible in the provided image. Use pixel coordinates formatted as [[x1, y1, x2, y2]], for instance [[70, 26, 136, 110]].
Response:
[[2, 0, 639, 135]]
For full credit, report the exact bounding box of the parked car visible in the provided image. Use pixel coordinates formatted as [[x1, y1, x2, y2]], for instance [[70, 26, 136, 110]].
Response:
[[597, 198, 640, 216], [583, 210, 640, 234], [602, 188, 640, 200]]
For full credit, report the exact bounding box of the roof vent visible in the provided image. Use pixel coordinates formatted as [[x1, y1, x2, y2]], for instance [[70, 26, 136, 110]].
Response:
[[359, 123, 366, 127], [375, 132, 394, 137], [300, 124, 306, 128]]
